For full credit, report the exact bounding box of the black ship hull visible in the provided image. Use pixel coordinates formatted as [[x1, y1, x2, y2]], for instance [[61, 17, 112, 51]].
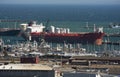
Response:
[[0, 29, 21, 36]]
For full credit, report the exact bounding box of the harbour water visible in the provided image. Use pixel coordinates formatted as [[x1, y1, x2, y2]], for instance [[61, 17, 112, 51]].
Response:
[[0, 4, 120, 77]]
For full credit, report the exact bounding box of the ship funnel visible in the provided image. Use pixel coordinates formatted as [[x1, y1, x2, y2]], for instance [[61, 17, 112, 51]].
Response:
[[20, 23, 28, 31]]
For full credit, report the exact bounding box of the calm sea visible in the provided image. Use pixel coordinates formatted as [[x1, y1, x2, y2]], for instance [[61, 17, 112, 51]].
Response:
[[0, 4, 120, 32]]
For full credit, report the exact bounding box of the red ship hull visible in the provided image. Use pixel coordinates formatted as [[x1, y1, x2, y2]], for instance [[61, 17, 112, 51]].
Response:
[[20, 21, 105, 45], [30, 32, 105, 45]]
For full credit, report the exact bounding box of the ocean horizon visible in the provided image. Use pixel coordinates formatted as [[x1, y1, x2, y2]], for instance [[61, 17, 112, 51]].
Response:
[[0, 4, 120, 22]]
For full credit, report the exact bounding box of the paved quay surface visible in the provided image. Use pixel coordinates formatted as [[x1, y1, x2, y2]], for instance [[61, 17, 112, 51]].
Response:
[[0, 57, 120, 74]]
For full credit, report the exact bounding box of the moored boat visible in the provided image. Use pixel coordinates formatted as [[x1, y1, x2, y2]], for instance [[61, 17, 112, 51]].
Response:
[[20, 21, 105, 45], [109, 23, 120, 28], [0, 28, 20, 36]]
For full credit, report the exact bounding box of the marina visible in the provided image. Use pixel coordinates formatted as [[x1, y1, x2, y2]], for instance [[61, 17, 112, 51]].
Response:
[[0, 34, 120, 77]]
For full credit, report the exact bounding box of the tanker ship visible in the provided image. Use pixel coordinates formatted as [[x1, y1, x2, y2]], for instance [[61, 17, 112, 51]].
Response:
[[20, 21, 105, 45]]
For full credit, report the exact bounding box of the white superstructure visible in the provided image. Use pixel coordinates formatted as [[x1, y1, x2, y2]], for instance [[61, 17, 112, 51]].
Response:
[[20, 21, 45, 33], [20, 21, 70, 34]]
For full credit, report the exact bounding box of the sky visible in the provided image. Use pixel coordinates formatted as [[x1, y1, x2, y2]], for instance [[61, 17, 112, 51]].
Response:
[[0, 0, 120, 5]]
